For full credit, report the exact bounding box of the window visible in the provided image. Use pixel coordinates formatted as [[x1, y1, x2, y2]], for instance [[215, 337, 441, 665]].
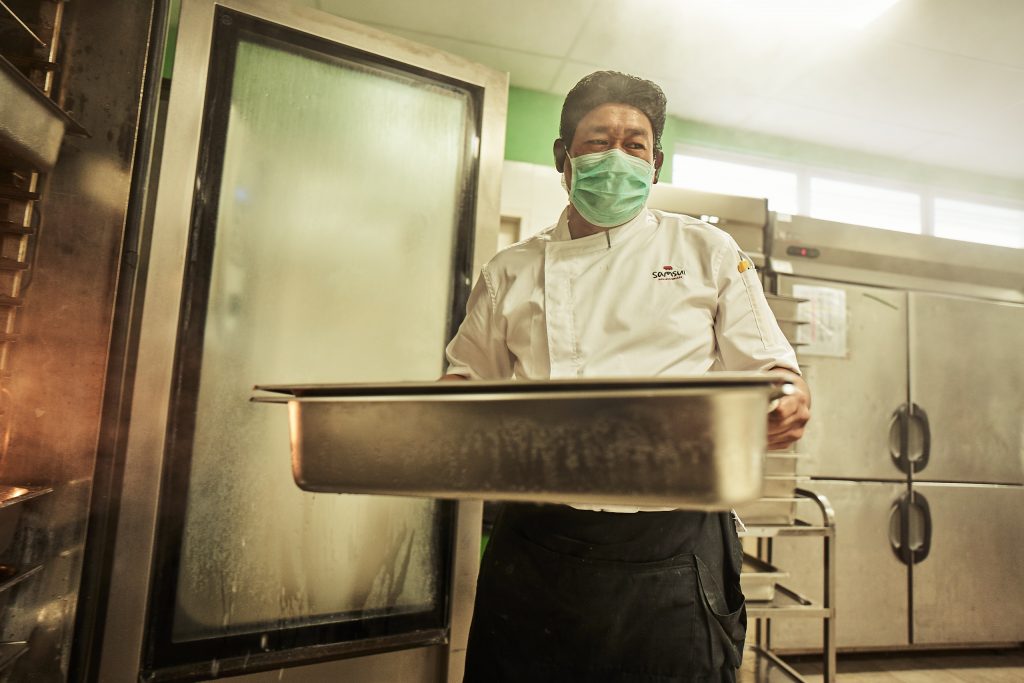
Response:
[[934, 197, 1024, 249], [672, 153, 799, 215], [809, 177, 921, 234], [672, 145, 1024, 248]]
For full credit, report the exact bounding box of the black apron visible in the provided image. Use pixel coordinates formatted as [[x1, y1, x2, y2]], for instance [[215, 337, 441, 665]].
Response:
[[464, 503, 746, 683]]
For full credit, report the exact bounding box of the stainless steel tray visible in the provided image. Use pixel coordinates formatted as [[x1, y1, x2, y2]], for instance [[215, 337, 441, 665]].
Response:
[[761, 475, 808, 497], [0, 55, 87, 171], [735, 496, 809, 525], [764, 294, 808, 322], [764, 454, 801, 476], [741, 554, 789, 602], [775, 319, 808, 345], [254, 373, 787, 509]]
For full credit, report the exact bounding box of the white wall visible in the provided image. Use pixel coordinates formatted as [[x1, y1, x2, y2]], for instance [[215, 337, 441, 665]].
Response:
[[500, 160, 568, 242]]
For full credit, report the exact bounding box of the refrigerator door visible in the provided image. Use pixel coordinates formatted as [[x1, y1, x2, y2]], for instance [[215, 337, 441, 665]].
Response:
[[912, 483, 1024, 645], [777, 276, 908, 480], [909, 293, 1024, 484], [768, 480, 910, 650], [100, 1, 507, 681]]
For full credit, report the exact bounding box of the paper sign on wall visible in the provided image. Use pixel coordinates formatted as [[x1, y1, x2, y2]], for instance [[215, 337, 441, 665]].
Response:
[[792, 284, 847, 357]]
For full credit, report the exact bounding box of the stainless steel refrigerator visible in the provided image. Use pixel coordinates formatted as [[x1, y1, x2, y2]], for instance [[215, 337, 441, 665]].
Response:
[[765, 213, 1024, 651], [90, 1, 510, 680]]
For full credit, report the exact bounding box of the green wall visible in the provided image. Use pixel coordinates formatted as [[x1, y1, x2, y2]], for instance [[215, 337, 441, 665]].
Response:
[[163, 0, 180, 80], [505, 86, 1024, 201]]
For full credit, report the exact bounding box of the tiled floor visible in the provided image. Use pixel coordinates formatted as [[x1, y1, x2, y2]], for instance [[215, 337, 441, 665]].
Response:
[[783, 648, 1024, 682]]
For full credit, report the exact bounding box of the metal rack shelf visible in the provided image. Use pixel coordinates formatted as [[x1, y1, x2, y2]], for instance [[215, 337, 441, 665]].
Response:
[[0, 0, 47, 47], [739, 645, 807, 683], [743, 488, 836, 683], [0, 641, 28, 672], [0, 564, 42, 594], [0, 4, 69, 679], [0, 221, 35, 235], [741, 522, 831, 539], [747, 582, 829, 620], [0, 484, 53, 509], [0, 184, 41, 202], [0, 52, 87, 173]]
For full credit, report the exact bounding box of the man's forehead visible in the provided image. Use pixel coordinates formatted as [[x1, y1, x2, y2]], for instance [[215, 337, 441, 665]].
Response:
[[579, 122, 652, 138], [576, 103, 653, 136]]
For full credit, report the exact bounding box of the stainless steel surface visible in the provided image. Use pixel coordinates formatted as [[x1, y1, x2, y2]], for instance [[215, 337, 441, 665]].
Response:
[[259, 375, 778, 509], [200, 644, 444, 682], [445, 501, 482, 683], [770, 213, 1024, 304], [100, 1, 508, 680], [0, 54, 85, 172], [649, 184, 768, 265], [909, 292, 1024, 485], [741, 555, 789, 602], [770, 481, 910, 650], [778, 276, 908, 481], [912, 483, 1024, 646]]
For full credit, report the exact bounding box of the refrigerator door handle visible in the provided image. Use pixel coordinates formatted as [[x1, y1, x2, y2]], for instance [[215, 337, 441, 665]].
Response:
[[908, 403, 931, 473], [888, 493, 912, 566], [909, 491, 932, 564], [889, 404, 911, 475]]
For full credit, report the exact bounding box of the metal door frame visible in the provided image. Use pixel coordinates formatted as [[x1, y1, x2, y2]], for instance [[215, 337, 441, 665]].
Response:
[[98, 1, 506, 680]]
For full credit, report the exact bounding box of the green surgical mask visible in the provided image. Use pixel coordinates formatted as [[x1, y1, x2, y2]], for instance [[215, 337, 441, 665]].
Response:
[[566, 148, 655, 228]]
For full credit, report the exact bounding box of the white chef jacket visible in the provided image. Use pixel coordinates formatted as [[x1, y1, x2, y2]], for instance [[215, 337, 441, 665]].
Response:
[[445, 206, 800, 510]]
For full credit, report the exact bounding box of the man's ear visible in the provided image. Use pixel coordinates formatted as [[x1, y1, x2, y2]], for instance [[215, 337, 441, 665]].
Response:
[[553, 139, 567, 173], [653, 149, 665, 184]]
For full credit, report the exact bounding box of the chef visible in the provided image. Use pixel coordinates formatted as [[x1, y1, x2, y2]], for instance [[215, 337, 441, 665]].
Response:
[[443, 71, 810, 682]]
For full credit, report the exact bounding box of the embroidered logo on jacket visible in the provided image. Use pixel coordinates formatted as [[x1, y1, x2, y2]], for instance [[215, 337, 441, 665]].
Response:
[[652, 265, 685, 281]]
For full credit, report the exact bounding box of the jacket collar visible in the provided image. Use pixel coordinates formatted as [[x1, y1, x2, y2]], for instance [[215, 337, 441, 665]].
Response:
[[547, 206, 656, 254]]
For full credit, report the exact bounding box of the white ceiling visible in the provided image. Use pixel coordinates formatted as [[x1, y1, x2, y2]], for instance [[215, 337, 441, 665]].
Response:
[[310, 0, 1024, 180]]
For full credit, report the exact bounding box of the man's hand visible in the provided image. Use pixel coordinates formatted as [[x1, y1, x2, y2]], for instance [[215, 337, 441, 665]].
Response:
[[767, 368, 811, 451]]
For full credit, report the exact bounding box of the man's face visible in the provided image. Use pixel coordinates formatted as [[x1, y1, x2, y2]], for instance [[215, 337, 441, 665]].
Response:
[[556, 102, 664, 188]]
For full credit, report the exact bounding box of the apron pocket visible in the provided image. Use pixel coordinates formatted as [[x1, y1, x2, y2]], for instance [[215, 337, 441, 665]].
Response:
[[695, 554, 747, 670]]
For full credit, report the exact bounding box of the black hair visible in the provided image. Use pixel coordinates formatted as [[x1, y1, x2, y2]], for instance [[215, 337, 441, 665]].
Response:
[[559, 71, 667, 152]]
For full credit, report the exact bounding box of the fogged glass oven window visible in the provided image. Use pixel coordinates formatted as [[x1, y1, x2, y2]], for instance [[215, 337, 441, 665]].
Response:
[[148, 9, 479, 669]]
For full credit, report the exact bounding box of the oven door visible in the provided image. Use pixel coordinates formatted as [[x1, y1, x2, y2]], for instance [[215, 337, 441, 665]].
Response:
[[99, 1, 506, 681]]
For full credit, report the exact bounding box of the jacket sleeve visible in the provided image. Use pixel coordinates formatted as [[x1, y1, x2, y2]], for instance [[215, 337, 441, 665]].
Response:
[[444, 266, 515, 380], [713, 239, 800, 374]]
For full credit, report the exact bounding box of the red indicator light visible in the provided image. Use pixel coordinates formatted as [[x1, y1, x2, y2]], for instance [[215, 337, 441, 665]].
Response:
[[800, 248, 808, 256]]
